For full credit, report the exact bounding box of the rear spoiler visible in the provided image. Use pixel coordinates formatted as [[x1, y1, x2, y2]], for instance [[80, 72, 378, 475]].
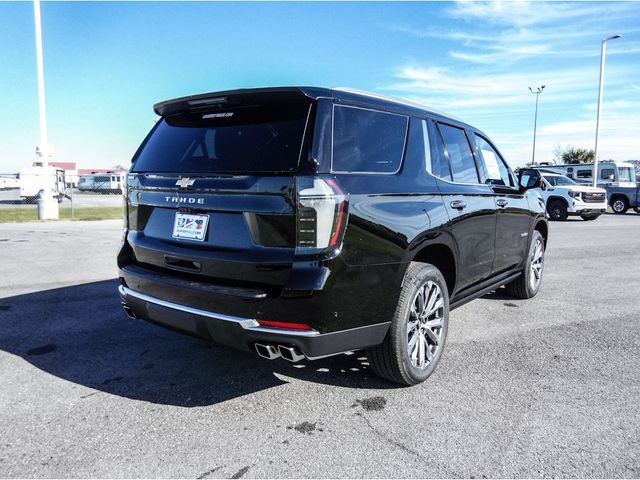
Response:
[[153, 86, 331, 117]]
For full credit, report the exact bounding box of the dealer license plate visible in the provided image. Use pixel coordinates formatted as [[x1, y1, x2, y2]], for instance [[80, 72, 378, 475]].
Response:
[[172, 213, 209, 241]]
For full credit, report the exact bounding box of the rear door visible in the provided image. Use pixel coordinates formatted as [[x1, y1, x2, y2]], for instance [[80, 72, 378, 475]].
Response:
[[427, 120, 497, 291], [123, 91, 315, 289]]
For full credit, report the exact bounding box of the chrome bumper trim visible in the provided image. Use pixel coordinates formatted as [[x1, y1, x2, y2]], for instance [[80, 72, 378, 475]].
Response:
[[118, 285, 320, 337]]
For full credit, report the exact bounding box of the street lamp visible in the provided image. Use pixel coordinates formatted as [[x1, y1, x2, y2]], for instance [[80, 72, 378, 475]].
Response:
[[593, 34, 621, 187], [529, 85, 545, 165], [33, 0, 52, 164]]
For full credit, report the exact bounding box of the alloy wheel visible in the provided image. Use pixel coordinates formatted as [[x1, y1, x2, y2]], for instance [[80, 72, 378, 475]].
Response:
[[529, 238, 544, 291], [407, 281, 444, 369]]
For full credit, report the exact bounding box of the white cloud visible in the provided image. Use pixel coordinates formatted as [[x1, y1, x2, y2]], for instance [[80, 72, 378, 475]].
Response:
[[392, 2, 639, 64]]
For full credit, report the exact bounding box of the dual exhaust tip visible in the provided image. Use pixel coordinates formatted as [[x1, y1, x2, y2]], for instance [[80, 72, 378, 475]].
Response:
[[255, 343, 305, 362], [121, 302, 137, 319]]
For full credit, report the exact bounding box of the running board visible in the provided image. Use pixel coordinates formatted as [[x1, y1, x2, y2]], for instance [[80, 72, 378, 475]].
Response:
[[450, 272, 521, 310]]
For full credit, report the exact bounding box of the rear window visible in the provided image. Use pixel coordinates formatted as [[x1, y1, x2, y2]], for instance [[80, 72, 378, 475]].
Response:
[[332, 106, 408, 173], [132, 104, 310, 174]]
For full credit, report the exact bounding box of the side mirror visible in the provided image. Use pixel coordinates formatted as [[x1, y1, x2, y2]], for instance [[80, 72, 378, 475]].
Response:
[[518, 168, 541, 191]]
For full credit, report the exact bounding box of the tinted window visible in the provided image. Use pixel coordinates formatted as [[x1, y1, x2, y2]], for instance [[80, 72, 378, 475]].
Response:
[[576, 169, 592, 178], [554, 176, 577, 186], [403, 118, 428, 173], [543, 175, 557, 186], [132, 104, 309, 174], [438, 124, 479, 184], [429, 123, 452, 180], [474, 134, 513, 186], [332, 106, 407, 173]]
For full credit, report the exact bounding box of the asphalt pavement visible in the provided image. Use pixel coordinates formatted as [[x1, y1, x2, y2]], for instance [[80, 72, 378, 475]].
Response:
[[0, 214, 639, 478]]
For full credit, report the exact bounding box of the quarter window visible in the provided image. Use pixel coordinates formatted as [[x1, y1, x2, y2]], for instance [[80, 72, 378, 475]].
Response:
[[437, 123, 479, 184], [332, 106, 408, 173]]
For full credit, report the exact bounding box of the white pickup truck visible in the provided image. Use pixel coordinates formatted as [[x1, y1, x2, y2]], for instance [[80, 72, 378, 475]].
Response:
[[537, 172, 607, 221]]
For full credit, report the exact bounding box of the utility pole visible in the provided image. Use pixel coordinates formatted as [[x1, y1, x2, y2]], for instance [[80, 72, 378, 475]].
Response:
[[593, 34, 621, 187], [529, 85, 545, 166]]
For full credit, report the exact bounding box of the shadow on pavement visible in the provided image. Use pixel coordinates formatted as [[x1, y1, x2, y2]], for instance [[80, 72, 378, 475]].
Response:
[[0, 280, 393, 407]]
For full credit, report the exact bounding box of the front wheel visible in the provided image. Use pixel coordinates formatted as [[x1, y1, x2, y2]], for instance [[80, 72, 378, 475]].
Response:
[[504, 230, 545, 299], [367, 262, 449, 386], [611, 197, 628, 214], [633, 207, 640, 214], [547, 200, 568, 221], [580, 214, 600, 221]]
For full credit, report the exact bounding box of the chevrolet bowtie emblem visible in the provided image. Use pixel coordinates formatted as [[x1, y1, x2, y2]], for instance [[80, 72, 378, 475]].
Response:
[[175, 178, 195, 188]]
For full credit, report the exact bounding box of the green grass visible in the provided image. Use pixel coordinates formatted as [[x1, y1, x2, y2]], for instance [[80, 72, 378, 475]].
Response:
[[0, 207, 123, 223]]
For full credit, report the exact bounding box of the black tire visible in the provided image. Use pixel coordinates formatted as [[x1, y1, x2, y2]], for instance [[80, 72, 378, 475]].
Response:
[[366, 262, 449, 386], [547, 199, 568, 221], [580, 214, 600, 221], [504, 230, 545, 299], [611, 197, 628, 214], [634, 207, 640, 214]]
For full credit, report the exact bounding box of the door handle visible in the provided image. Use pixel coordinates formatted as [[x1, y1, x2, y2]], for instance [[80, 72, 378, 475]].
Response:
[[450, 200, 467, 210], [496, 199, 509, 208]]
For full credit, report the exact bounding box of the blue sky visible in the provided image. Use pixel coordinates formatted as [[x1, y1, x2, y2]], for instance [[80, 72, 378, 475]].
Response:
[[1, 1, 639, 173]]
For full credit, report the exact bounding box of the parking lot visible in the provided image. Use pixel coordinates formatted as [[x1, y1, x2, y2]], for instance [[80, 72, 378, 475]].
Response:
[[0, 214, 639, 478]]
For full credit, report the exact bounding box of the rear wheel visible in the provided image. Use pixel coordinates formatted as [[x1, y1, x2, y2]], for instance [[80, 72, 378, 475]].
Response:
[[547, 200, 568, 221], [611, 197, 628, 214], [504, 230, 545, 299], [367, 262, 449, 386], [580, 214, 600, 221]]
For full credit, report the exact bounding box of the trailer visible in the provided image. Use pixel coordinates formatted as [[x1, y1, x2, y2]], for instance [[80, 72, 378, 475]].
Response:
[[18, 166, 66, 201], [77, 172, 125, 194]]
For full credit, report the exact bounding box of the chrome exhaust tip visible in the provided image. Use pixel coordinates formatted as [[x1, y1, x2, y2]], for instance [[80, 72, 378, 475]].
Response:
[[255, 343, 280, 360], [278, 345, 305, 362], [121, 302, 137, 319]]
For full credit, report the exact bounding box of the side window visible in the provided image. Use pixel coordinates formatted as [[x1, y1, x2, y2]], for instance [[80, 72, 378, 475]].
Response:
[[429, 122, 452, 181], [601, 168, 614, 180], [473, 134, 513, 187], [545, 176, 556, 186], [437, 123, 479, 184], [576, 170, 592, 179], [332, 106, 408, 173], [403, 118, 428, 174]]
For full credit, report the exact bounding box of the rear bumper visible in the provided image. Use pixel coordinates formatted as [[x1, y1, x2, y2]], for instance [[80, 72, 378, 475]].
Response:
[[118, 285, 389, 358]]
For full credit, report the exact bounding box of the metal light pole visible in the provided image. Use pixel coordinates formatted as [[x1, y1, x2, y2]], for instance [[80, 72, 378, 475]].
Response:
[[33, 0, 50, 165], [593, 34, 622, 187], [529, 85, 545, 165]]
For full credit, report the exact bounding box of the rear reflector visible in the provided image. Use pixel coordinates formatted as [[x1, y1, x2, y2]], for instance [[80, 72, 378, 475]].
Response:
[[257, 319, 314, 331]]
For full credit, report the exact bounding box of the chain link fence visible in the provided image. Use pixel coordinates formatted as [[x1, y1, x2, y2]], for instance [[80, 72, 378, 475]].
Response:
[[0, 172, 124, 222]]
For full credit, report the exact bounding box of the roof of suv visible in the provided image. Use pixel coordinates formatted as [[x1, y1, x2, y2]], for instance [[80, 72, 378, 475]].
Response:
[[153, 86, 465, 126]]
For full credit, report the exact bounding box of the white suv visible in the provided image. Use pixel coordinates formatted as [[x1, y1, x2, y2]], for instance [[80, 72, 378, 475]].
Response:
[[538, 172, 607, 221]]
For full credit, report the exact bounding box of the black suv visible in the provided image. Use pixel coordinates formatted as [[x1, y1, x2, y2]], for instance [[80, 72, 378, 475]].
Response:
[[118, 87, 548, 385]]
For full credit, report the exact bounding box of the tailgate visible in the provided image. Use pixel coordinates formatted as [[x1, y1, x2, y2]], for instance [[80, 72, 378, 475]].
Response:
[[122, 174, 297, 289]]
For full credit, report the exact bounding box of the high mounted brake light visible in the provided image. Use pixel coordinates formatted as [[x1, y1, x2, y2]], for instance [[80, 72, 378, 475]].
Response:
[[295, 177, 348, 255]]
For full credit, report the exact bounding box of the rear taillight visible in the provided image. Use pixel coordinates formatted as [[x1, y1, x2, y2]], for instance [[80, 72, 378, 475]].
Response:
[[295, 177, 348, 255]]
